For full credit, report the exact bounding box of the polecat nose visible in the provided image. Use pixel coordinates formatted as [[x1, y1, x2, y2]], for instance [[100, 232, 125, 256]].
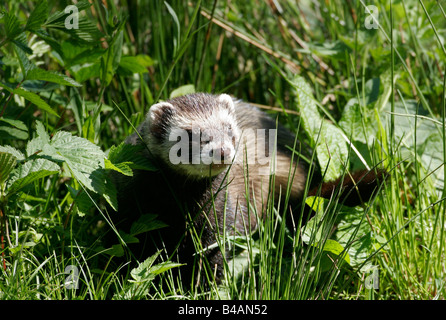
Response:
[[212, 145, 232, 162]]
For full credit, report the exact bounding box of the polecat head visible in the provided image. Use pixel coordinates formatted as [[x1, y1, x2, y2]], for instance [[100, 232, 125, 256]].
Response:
[[144, 93, 240, 178]]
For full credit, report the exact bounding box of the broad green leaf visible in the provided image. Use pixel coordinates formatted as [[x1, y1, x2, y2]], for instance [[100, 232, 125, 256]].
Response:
[[317, 239, 351, 272], [45, 1, 92, 25], [7, 158, 59, 195], [104, 159, 133, 176], [44, 130, 105, 184], [13, 34, 35, 75], [70, 62, 102, 83], [35, 128, 118, 211], [26, 68, 81, 87], [0, 146, 25, 161], [0, 152, 17, 185], [302, 196, 330, 244], [339, 99, 374, 145], [4, 12, 22, 40], [44, 1, 102, 44], [108, 142, 156, 172], [0, 118, 27, 131], [0, 125, 29, 140], [130, 250, 183, 283], [25, 0, 49, 31], [169, 84, 196, 99], [3, 87, 58, 117], [118, 55, 151, 75], [66, 184, 93, 217], [130, 214, 168, 236], [61, 40, 105, 68], [292, 76, 348, 181], [26, 121, 50, 157], [333, 206, 374, 269], [309, 40, 351, 60]]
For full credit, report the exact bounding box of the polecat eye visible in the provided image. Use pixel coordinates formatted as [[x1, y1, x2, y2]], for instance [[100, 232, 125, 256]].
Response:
[[200, 132, 212, 144]]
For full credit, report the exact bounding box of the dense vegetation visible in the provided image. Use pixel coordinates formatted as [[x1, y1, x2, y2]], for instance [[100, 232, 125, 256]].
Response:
[[0, 0, 445, 300]]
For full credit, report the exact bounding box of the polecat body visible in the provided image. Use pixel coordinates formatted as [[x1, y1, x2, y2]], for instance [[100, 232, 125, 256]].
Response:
[[111, 93, 384, 285]]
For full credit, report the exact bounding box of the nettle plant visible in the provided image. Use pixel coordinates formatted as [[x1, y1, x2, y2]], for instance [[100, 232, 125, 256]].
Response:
[[0, 1, 164, 281]]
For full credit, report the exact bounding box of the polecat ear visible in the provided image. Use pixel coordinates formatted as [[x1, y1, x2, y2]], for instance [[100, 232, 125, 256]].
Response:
[[147, 102, 175, 138], [217, 94, 235, 112], [147, 102, 175, 125]]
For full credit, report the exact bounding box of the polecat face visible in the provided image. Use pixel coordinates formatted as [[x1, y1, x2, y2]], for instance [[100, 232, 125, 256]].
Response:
[[145, 93, 240, 178]]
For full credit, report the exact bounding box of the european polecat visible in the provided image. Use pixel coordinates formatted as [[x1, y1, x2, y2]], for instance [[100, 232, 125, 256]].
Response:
[[110, 93, 385, 286]]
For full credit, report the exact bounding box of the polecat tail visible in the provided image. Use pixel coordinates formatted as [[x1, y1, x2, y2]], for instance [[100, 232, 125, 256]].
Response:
[[309, 168, 388, 207]]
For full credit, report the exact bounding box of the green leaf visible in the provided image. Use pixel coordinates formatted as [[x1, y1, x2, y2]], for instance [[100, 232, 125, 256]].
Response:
[[25, 0, 49, 31], [0, 152, 17, 186], [0, 127, 29, 140], [35, 127, 118, 211], [0, 146, 25, 161], [117, 55, 152, 75], [104, 159, 133, 176], [44, 1, 102, 44], [101, 29, 124, 86], [3, 87, 58, 117], [292, 76, 349, 181], [169, 84, 196, 99], [108, 142, 156, 172], [26, 121, 50, 157], [26, 68, 82, 87], [42, 130, 105, 184], [333, 206, 374, 269], [66, 184, 94, 217], [0, 117, 27, 132], [4, 12, 22, 40], [7, 159, 59, 195], [130, 250, 183, 282], [317, 239, 351, 272], [13, 35, 35, 75], [130, 214, 168, 236]]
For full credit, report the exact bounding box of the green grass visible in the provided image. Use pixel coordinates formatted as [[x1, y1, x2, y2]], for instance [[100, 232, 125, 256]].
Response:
[[0, 0, 445, 300]]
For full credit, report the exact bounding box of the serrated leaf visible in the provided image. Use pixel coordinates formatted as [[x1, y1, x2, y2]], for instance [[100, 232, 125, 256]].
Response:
[[25, 0, 49, 31], [104, 159, 133, 176], [4, 12, 22, 40], [66, 184, 94, 217], [0, 152, 17, 185], [26, 68, 81, 87], [45, 1, 92, 25], [44, 1, 102, 44], [7, 158, 59, 195], [13, 34, 35, 75], [44, 130, 105, 186], [108, 142, 156, 171], [0, 146, 25, 161], [3, 87, 58, 117], [130, 250, 182, 282], [0, 117, 27, 131], [130, 214, 168, 236], [0, 125, 29, 140], [36, 128, 118, 211]]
